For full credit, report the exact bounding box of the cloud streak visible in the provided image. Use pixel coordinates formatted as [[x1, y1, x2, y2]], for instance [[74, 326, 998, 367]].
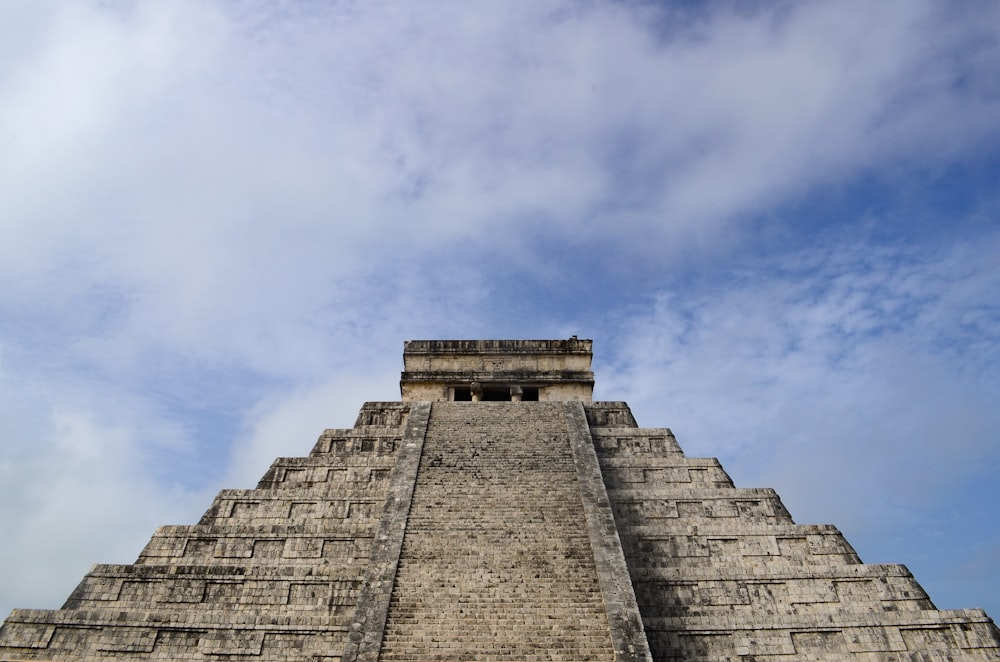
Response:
[[1, 0, 998, 618], [602, 228, 1000, 611]]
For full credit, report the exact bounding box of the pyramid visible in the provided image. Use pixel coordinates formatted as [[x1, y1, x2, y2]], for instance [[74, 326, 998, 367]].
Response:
[[1, 339, 997, 661]]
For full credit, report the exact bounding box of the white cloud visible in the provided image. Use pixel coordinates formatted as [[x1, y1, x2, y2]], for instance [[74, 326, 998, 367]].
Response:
[[1, 0, 998, 621], [0, 360, 210, 614], [223, 371, 400, 489], [603, 229, 1000, 550], [4, 1, 998, 303]]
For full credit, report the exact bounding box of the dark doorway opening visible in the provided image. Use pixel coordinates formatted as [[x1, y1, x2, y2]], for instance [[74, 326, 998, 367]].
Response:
[[451, 385, 540, 401], [482, 387, 509, 401]]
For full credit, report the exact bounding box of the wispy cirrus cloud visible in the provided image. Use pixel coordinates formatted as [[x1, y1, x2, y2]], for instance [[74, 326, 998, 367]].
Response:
[[1, 0, 998, 619], [601, 227, 1000, 611]]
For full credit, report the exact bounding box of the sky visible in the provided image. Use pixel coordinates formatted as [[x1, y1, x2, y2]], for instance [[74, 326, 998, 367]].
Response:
[[1, 0, 999, 621]]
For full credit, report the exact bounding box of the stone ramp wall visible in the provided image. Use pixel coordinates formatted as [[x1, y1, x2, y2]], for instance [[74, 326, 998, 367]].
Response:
[[587, 403, 1000, 661], [0, 403, 410, 662], [376, 402, 617, 661]]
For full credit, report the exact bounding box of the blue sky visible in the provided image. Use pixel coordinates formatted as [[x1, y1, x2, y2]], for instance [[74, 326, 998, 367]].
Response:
[[1, 0, 999, 620]]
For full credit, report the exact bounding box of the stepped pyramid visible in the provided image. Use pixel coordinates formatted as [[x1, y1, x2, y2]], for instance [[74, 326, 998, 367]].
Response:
[[1, 339, 998, 661]]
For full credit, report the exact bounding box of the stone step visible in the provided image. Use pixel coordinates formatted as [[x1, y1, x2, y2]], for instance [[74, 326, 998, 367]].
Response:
[[255, 454, 397, 489], [63, 572, 363, 610], [0, 612, 346, 659]]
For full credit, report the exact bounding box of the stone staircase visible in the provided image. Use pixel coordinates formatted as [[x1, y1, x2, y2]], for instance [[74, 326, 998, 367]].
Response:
[[376, 402, 616, 661]]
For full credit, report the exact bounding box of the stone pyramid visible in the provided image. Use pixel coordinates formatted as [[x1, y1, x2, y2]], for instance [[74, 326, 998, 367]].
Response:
[[1, 339, 997, 661]]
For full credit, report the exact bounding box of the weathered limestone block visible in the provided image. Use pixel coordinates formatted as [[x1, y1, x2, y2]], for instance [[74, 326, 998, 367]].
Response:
[[591, 398, 999, 660]]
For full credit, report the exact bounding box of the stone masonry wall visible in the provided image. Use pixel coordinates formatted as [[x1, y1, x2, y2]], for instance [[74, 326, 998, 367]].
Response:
[[586, 402, 1000, 661], [0, 403, 410, 662]]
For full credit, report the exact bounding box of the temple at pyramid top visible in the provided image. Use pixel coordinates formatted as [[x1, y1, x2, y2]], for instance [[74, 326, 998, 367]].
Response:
[[400, 337, 595, 402]]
